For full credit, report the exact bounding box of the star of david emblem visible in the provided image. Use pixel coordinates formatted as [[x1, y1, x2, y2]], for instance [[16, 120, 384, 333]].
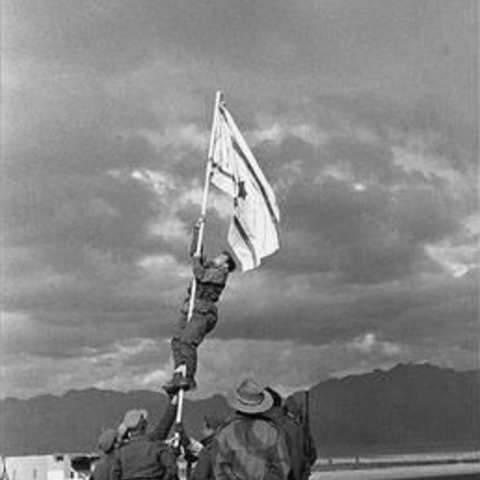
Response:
[[234, 180, 247, 207], [237, 180, 247, 200]]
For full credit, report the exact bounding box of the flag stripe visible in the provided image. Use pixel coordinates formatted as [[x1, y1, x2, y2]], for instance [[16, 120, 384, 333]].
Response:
[[219, 106, 279, 229], [211, 160, 236, 182], [231, 138, 279, 229], [210, 98, 280, 271], [233, 215, 258, 267]]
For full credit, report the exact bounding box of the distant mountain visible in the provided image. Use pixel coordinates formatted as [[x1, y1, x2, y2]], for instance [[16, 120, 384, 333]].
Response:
[[300, 363, 479, 455], [0, 388, 230, 456], [0, 363, 478, 456]]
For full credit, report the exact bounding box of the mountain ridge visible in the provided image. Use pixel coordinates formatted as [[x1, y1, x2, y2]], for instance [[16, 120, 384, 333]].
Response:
[[1, 363, 478, 456]]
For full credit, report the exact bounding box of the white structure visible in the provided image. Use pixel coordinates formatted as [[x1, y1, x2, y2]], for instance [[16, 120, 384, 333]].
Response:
[[3, 454, 98, 480]]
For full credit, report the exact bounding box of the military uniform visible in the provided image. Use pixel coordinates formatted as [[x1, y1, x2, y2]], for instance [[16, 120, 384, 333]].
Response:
[[169, 226, 230, 389]]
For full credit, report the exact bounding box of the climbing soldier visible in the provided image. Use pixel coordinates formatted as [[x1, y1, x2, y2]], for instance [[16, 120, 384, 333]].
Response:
[[164, 217, 236, 393]]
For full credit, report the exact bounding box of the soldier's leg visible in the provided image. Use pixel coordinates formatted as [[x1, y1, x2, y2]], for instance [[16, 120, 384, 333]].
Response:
[[170, 307, 189, 368], [163, 307, 191, 394], [179, 308, 219, 384], [164, 303, 217, 392], [177, 341, 197, 386], [204, 310, 218, 336], [179, 311, 209, 346], [170, 337, 183, 370], [163, 340, 193, 393], [176, 310, 207, 383]]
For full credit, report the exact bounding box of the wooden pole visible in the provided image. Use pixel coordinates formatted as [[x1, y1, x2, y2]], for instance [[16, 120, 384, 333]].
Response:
[[174, 92, 223, 446], [185, 90, 222, 323]]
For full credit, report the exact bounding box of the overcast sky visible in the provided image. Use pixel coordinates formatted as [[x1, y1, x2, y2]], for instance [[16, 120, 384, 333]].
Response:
[[2, 0, 478, 400]]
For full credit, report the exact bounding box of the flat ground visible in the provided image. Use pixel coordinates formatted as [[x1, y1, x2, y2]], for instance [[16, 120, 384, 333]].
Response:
[[310, 463, 480, 480]]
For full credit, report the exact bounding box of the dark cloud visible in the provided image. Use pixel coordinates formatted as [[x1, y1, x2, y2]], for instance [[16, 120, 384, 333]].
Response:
[[2, 0, 477, 398], [271, 168, 436, 282], [6, 1, 476, 109], [391, 187, 460, 242], [214, 273, 478, 353], [326, 137, 404, 186], [2, 301, 179, 359]]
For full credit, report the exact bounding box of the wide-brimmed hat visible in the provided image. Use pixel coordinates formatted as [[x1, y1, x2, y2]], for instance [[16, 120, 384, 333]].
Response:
[[265, 387, 283, 408], [227, 379, 274, 414], [122, 409, 148, 431]]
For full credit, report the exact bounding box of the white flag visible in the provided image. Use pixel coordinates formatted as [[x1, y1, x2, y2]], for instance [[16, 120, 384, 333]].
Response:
[[210, 97, 280, 271]]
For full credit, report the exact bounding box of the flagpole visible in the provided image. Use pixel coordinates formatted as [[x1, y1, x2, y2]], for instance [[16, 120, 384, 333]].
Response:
[[174, 91, 223, 446], [186, 90, 222, 323], [194, 90, 223, 256]]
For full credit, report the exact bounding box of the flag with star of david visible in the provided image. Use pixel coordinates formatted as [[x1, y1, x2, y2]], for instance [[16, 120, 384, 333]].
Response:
[[209, 96, 280, 271]]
